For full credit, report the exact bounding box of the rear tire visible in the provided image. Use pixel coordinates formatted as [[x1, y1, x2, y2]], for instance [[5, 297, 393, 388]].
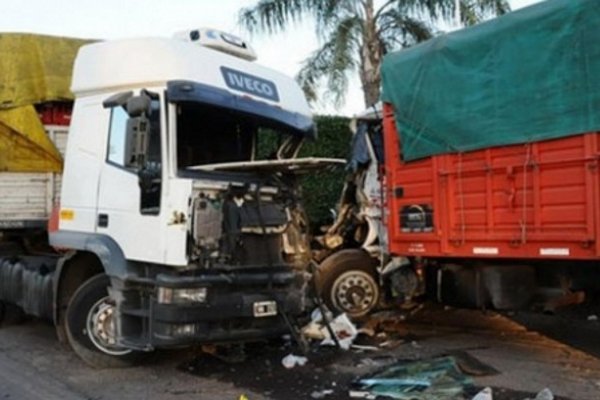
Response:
[[316, 250, 380, 319], [64, 274, 139, 368]]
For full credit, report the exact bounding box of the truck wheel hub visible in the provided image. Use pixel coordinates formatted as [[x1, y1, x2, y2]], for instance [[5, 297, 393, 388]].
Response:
[[86, 296, 131, 356], [331, 271, 377, 314]]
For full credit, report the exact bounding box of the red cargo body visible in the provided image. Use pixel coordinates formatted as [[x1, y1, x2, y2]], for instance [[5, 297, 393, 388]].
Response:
[[37, 102, 73, 126], [383, 104, 600, 261]]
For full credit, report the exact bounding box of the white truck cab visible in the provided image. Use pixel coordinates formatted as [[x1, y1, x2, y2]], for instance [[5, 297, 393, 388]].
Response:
[[314, 105, 421, 320], [38, 31, 335, 366]]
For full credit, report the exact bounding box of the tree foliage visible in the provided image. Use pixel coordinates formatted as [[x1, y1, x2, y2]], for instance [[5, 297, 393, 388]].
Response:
[[257, 115, 353, 229], [299, 115, 352, 230], [240, 0, 510, 107]]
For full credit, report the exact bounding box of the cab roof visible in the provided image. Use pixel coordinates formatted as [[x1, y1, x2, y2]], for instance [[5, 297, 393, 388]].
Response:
[[71, 37, 312, 119]]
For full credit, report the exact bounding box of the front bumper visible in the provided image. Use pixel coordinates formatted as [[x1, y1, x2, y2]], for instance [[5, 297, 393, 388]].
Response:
[[112, 269, 308, 350]]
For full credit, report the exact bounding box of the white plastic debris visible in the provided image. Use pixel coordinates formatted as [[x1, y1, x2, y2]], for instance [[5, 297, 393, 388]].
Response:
[[534, 388, 554, 400], [303, 308, 336, 340], [310, 389, 334, 399], [310, 307, 333, 323], [281, 353, 308, 369], [302, 309, 358, 350], [320, 313, 358, 350], [302, 321, 327, 340], [281, 334, 292, 342], [350, 344, 379, 352], [311, 307, 324, 322], [472, 387, 493, 400], [348, 390, 376, 399], [379, 339, 403, 348], [376, 332, 388, 339], [587, 314, 598, 321]]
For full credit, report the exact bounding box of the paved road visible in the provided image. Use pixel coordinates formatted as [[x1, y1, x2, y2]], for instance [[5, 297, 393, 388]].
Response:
[[1, 307, 600, 400], [0, 320, 259, 400], [0, 350, 83, 400]]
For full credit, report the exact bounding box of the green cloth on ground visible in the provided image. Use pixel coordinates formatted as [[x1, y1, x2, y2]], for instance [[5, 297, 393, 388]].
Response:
[[355, 356, 472, 399]]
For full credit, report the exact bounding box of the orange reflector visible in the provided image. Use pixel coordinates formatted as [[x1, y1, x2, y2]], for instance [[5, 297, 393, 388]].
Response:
[[60, 209, 75, 221]]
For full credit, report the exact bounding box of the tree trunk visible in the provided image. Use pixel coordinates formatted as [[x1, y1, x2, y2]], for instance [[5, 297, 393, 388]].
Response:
[[360, 0, 383, 108]]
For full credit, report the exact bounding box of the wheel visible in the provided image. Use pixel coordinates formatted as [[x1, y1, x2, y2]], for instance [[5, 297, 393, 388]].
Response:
[[64, 274, 139, 368], [316, 250, 380, 319]]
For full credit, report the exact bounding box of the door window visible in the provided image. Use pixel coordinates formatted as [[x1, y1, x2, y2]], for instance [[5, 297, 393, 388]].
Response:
[[107, 107, 130, 168], [104, 96, 162, 215]]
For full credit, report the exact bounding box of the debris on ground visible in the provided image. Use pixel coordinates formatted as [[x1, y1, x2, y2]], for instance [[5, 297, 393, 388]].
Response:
[[357, 355, 397, 369], [281, 353, 308, 369], [302, 309, 358, 350], [201, 344, 247, 363], [540, 290, 586, 314], [321, 313, 358, 350], [587, 315, 598, 322], [350, 344, 380, 352], [379, 339, 404, 349], [471, 387, 493, 400], [351, 356, 473, 400], [301, 308, 332, 341], [358, 326, 376, 337], [449, 351, 500, 377], [530, 388, 554, 400], [302, 321, 327, 340], [310, 389, 335, 399], [178, 302, 595, 400], [348, 389, 376, 399], [376, 332, 388, 340]]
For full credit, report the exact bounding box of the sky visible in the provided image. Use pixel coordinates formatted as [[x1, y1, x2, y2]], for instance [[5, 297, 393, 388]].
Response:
[[0, 0, 543, 116]]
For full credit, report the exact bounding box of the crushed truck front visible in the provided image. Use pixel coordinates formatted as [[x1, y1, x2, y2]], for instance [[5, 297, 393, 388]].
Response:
[[48, 34, 332, 362]]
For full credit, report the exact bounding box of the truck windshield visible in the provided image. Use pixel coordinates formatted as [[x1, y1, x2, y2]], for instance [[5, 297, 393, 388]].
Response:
[[176, 102, 297, 170]]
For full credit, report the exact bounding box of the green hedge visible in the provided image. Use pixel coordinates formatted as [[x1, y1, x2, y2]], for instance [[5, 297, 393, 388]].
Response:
[[299, 115, 352, 231], [256, 115, 352, 230]]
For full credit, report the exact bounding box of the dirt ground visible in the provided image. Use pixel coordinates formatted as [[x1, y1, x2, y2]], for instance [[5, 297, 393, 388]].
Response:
[[1, 303, 599, 400]]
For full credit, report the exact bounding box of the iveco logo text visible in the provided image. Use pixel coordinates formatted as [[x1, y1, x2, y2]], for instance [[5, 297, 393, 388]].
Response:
[[221, 67, 280, 102]]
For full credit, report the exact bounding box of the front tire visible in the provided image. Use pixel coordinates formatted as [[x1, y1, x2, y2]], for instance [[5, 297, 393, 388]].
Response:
[[316, 250, 380, 319], [64, 274, 139, 368]]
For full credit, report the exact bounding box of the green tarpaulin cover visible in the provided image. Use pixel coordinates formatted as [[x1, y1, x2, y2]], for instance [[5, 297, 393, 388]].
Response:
[[381, 0, 600, 161]]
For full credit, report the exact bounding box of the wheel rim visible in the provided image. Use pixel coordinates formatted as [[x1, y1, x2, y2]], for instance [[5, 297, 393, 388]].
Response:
[[330, 270, 378, 316], [85, 296, 131, 356]]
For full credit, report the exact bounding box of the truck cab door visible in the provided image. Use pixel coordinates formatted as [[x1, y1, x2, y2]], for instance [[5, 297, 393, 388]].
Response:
[[96, 92, 166, 264]]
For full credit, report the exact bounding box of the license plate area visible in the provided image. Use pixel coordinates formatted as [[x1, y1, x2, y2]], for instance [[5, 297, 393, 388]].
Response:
[[253, 301, 277, 317]]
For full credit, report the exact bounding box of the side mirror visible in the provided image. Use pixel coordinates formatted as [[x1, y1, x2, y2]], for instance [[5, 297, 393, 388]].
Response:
[[103, 91, 133, 108], [126, 95, 152, 118], [124, 95, 152, 169]]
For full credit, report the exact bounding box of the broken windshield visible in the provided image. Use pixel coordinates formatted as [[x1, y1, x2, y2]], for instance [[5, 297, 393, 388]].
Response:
[[176, 102, 299, 170]]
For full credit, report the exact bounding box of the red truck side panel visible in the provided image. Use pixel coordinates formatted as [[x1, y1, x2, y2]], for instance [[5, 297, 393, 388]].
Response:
[[383, 104, 600, 261]]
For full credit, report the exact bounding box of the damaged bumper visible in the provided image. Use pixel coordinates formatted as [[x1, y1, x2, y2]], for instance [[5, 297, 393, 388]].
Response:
[[113, 269, 308, 349]]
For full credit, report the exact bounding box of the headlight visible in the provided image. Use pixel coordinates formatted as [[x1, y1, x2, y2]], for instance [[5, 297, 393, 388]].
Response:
[[170, 323, 197, 337], [157, 287, 208, 304]]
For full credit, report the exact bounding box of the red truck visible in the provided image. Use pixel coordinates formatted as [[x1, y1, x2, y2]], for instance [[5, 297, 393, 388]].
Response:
[[316, 0, 600, 316]]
